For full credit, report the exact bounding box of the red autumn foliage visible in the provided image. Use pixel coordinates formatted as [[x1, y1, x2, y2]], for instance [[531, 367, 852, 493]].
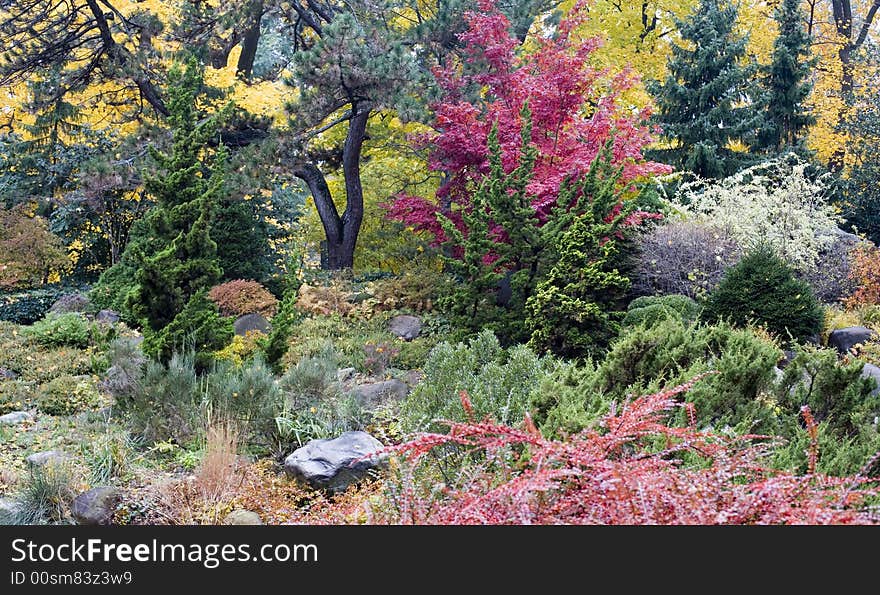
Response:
[[321, 375, 880, 525], [385, 0, 671, 244], [844, 243, 880, 309], [207, 279, 278, 318]]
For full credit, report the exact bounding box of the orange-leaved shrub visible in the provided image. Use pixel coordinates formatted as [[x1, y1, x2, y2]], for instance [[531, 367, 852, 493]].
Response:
[[208, 280, 278, 318], [348, 376, 880, 525], [845, 244, 880, 309]]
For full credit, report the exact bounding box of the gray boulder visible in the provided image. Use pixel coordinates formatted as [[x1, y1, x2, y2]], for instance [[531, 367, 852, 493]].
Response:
[[352, 379, 409, 408], [0, 411, 32, 426], [234, 313, 271, 336], [336, 367, 357, 383], [223, 510, 263, 525], [0, 367, 18, 380], [26, 450, 69, 468], [95, 309, 121, 324], [389, 315, 422, 341], [49, 293, 90, 314], [71, 487, 122, 526], [284, 431, 385, 493], [828, 326, 877, 355], [862, 363, 880, 397]]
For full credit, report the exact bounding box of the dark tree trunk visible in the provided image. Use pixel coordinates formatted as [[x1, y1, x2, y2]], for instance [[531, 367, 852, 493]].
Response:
[[292, 106, 370, 270], [829, 0, 880, 171], [237, 0, 264, 80]]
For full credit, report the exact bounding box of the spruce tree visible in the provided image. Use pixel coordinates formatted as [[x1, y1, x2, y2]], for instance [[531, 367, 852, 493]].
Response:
[[755, 0, 816, 153], [648, 0, 763, 177]]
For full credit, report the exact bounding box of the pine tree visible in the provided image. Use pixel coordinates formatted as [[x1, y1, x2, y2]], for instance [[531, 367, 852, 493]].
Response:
[[755, 0, 817, 153], [648, 0, 763, 177]]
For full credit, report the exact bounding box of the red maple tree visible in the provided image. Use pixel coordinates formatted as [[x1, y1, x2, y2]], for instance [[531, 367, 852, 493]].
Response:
[[385, 0, 671, 244]]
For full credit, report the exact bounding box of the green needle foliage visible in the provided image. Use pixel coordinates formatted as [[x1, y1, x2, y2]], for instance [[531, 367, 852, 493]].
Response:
[[701, 247, 824, 343]]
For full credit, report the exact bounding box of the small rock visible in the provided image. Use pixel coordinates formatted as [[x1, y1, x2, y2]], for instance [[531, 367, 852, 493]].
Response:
[[389, 315, 422, 341], [49, 293, 91, 314], [828, 326, 877, 355], [862, 363, 880, 397], [336, 367, 357, 383], [223, 510, 263, 525], [352, 379, 409, 408], [0, 367, 18, 380], [0, 411, 32, 426], [26, 450, 69, 468], [95, 309, 121, 324], [71, 487, 122, 526], [234, 313, 271, 336], [284, 431, 385, 493]]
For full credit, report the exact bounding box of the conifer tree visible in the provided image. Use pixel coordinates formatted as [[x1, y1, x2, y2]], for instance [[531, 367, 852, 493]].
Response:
[[526, 148, 637, 358], [437, 109, 540, 343], [755, 0, 816, 153], [124, 59, 233, 362], [649, 0, 763, 177]]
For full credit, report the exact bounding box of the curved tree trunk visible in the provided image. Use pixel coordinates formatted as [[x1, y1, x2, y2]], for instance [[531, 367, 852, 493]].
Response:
[[293, 106, 370, 270], [237, 0, 265, 80]]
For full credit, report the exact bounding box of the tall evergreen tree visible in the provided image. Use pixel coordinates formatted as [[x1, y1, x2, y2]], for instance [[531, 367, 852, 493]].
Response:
[[648, 0, 763, 178], [755, 0, 816, 153], [123, 59, 233, 362]]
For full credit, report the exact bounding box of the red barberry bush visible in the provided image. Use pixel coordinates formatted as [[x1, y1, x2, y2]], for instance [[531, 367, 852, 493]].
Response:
[[208, 279, 278, 318], [355, 377, 880, 525]]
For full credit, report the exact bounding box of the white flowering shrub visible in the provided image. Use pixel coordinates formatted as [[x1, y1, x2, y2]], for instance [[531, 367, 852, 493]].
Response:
[[673, 154, 842, 273]]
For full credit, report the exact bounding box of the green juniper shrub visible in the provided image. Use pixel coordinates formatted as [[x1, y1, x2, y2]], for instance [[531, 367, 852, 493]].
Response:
[[36, 375, 101, 416], [773, 345, 880, 437], [622, 294, 702, 329], [400, 330, 554, 433], [261, 288, 301, 373], [530, 318, 782, 438], [529, 359, 607, 439], [771, 420, 880, 476], [437, 113, 654, 357], [701, 247, 824, 343], [27, 312, 92, 348], [141, 290, 234, 371], [526, 146, 650, 358], [436, 117, 540, 345]]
